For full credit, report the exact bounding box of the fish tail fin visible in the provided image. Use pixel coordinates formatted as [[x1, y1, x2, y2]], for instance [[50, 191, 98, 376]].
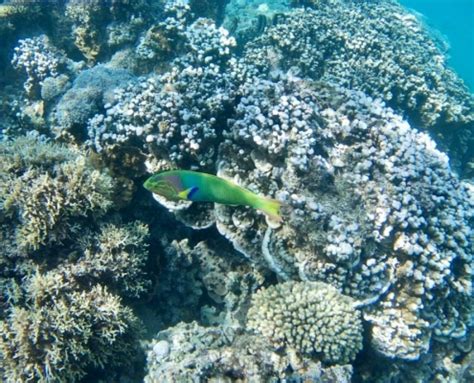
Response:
[[256, 197, 283, 227]]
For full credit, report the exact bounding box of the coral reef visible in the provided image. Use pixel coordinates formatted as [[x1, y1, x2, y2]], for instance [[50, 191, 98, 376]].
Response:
[[54, 64, 134, 140], [66, 221, 151, 298], [144, 321, 353, 382], [1, 0, 472, 381], [136, 0, 192, 64], [247, 281, 363, 364], [64, 0, 153, 63], [244, 0, 474, 170], [88, 13, 243, 168], [216, 76, 473, 362], [11, 35, 65, 97], [0, 134, 115, 252], [0, 270, 142, 383], [222, 0, 291, 44], [152, 237, 266, 328], [0, 135, 150, 382]]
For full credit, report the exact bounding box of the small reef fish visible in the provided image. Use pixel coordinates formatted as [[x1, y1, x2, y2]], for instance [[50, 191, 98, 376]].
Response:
[[144, 170, 283, 223]]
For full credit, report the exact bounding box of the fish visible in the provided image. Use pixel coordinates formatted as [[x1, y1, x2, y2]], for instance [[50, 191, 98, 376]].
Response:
[[143, 170, 283, 223]]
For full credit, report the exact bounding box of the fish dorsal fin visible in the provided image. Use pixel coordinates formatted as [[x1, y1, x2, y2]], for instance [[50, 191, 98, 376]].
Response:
[[178, 186, 199, 200]]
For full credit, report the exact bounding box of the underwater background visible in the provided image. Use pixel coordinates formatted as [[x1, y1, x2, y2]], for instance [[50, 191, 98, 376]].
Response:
[[0, 1, 472, 382], [399, 0, 474, 90]]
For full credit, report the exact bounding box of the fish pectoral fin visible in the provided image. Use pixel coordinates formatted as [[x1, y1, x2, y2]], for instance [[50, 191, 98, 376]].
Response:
[[178, 186, 199, 200]]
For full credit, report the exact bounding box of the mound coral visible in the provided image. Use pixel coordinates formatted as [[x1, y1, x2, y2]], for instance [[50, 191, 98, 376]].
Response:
[[247, 281, 363, 364]]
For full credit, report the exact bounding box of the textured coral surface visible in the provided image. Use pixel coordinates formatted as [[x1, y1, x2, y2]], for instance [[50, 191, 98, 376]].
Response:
[[0, 0, 472, 382]]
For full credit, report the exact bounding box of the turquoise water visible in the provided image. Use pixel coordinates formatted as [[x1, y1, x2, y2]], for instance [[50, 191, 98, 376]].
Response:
[[400, 0, 474, 90]]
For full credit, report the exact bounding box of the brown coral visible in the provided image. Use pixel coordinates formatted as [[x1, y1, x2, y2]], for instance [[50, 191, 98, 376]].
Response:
[[0, 134, 116, 252], [0, 270, 142, 383]]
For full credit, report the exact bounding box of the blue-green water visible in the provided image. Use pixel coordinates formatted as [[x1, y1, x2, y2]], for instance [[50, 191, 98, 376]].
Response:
[[400, 0, 474, 90]]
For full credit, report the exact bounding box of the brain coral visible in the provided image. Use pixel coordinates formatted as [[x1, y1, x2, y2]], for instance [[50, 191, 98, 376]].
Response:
[[247, 281, 363, 364]]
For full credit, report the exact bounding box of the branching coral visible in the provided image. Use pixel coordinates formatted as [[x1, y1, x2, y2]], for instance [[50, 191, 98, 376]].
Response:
[[69, 221, 151, 298], [0, 134, 116, 252], [0, 270, 142, 383], [11, 35, 64, 97], [215, 76, 473, 362], [88, 15, 244, 168], [244, 0, 474, 169], [247, 281, 363, 364]]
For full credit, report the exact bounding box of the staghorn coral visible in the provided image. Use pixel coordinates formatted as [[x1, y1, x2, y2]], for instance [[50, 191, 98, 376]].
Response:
[[0, 134, 116, 252], [144, 321, 353, 382], [244, 0, 474, 170], [247, 281, 363, 364], [0, 270, 142, 383]]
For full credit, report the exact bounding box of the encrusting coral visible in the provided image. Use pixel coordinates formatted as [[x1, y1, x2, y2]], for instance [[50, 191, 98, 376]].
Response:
[[247, 281, 363, 364]]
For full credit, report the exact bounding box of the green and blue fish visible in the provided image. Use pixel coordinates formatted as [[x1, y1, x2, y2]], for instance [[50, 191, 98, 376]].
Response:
[[144, 170, 283, 222]]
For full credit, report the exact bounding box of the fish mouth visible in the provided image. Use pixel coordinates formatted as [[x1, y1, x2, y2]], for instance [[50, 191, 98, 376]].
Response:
[[143, 176, 155, 191]]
